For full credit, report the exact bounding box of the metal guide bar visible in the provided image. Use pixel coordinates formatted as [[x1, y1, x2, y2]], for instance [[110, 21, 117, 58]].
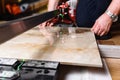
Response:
[[0, 10, 58, 44], [99, 44, 120, 58]]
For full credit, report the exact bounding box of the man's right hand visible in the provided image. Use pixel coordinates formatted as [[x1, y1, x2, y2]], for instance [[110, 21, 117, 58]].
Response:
[[39, 21, 54, 29]]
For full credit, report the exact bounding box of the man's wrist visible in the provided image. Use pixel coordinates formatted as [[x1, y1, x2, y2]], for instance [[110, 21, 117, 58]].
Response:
[[105, 10, 118, 22]]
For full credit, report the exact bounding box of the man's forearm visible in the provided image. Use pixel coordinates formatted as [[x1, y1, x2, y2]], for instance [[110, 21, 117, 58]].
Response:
[[107, 0, 120, 15], [48, 0, 60, 11]]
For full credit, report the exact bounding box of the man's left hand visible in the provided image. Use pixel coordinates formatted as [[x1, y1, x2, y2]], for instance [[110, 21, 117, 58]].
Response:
[[91, 13, 113, 36]]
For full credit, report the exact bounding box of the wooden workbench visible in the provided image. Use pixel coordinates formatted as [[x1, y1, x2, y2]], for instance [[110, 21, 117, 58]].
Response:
[[106, 58, 120, 80], [99, 28, 120, 80]]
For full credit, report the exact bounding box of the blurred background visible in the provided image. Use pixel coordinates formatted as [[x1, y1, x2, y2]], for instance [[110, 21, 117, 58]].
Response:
[[0, 0, 48, 20]]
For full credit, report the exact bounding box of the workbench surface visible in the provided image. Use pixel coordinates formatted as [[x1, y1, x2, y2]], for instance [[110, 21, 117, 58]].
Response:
[[106, 58, 120, 80]]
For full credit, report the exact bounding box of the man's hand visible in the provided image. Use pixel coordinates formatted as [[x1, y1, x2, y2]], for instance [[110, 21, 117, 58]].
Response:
[[39, 21, 54, 29], [91, 13, 113, 36]]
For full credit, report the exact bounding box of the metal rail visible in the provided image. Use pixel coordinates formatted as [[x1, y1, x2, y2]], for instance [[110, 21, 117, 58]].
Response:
[[0, 10, 58, 44]]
